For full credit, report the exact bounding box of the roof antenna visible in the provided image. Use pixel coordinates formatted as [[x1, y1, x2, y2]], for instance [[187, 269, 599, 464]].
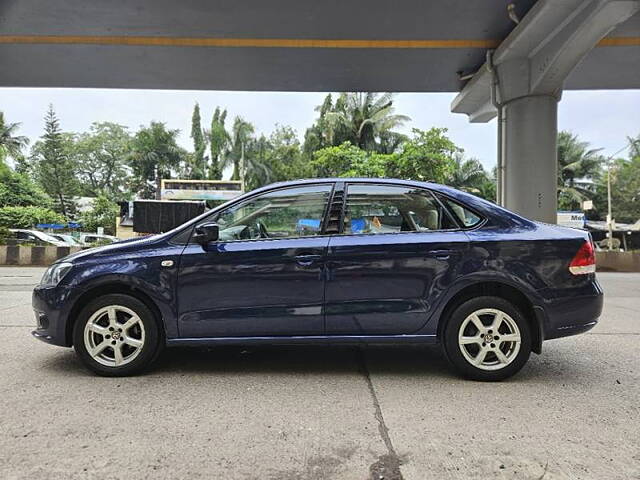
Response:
[[507, 3, 520, 24]]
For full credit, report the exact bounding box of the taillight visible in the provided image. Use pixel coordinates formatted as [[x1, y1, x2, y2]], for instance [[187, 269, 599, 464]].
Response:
[[569, 240, 596, 275]]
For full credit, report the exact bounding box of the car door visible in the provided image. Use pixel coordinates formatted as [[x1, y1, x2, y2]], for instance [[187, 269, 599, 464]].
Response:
[[176, 183, 334, 338], [325, 183, 470, 335]]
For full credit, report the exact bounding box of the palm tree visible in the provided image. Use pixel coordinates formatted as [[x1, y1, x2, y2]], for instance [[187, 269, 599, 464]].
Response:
[[128, 122, 185, 199], [224, 116, 255, 182], [327, 93, 410, 152], [243, 135, 273, 190], [208, 107, 230, 180], [0, 112, 29, 162], [448, 154, 488, 193], [557, 131, 603, 210], [628, 134, 640, 160]]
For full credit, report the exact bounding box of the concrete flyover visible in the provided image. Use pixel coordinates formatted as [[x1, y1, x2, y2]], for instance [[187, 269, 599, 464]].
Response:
[[1, 0, 640, 221]]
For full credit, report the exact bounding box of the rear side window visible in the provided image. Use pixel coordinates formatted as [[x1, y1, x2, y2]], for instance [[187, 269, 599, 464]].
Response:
[[342, 184, 458, 234], [438, 195, 482, 228]]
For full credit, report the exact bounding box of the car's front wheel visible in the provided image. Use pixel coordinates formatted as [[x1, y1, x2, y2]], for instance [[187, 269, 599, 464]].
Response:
[[442, 296, 531, 381], [73, 294, 162, 376]]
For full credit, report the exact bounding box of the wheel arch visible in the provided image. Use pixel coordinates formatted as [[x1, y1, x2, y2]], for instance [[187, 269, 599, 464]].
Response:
[[66, 282, 166, 347], [436, 281, 543, 354]]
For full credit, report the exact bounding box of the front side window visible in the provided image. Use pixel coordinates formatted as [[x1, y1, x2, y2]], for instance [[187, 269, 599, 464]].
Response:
[[211, 184, 333, 242], [342, 184, 458, 235]]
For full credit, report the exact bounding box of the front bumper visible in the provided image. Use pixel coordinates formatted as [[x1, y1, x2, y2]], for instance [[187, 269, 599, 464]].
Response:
[[32, 284, 76, 347]]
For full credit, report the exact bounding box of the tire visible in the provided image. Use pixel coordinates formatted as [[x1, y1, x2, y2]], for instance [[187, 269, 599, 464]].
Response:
[[73, 294, 163, 376], [442, 296, 531, 381]]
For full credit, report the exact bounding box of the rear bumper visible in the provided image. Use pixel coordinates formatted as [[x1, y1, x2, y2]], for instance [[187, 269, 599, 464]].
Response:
[[541, 278, 603, 341]]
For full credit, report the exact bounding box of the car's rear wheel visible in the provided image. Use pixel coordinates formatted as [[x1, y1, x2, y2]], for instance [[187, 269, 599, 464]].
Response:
[[73, 294, 162, 376], [442, 296, 531, 381]]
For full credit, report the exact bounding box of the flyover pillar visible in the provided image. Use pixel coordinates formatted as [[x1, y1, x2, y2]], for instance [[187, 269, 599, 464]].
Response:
[[501, 95, 558, 223], [451, 0, 640, 223]]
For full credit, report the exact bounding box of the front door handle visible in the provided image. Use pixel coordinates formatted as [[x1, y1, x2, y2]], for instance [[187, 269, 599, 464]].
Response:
[[294, 254, 323, 266], [427, 249, 453, 260]]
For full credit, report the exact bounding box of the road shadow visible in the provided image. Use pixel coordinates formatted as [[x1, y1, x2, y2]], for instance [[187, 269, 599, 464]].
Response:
[[151, 343, 452, 378], [40, 342, 600, 385]]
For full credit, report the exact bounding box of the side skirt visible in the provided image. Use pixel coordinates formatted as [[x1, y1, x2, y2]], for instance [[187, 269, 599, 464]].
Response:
[[166, 334, 438, 347]]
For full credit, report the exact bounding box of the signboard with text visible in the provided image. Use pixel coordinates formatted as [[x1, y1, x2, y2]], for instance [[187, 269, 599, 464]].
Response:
[[160, 179, 243, 202], [557, 211, 585, 229]]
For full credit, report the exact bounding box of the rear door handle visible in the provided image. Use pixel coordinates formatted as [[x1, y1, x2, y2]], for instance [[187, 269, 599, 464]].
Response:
[[294, 254, 323, 266], [427, 249, 453, 260]]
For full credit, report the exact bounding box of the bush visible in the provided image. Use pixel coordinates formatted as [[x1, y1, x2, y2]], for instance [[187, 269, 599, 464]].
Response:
[[311, 128, 458, 184], [387, 128, 458, 183], [0, 226, 10, 244], [0, 206, 66, 229], [80, 195, 119, 236], [0, 169, 52, 207]]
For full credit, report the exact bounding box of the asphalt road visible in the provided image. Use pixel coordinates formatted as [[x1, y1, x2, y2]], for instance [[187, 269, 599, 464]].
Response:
[[0, 267, 638, 480]]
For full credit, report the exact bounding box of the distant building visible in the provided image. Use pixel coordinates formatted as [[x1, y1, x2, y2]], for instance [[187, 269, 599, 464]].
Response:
[[160, 179, 242, 202]]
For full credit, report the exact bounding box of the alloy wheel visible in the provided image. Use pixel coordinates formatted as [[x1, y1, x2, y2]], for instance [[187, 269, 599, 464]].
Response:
[[457, 308, 521, 371], [83, 305, 146, 367]]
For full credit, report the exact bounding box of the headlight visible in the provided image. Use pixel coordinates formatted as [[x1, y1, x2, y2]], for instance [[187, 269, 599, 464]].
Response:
[[40, 262, 73, 287]]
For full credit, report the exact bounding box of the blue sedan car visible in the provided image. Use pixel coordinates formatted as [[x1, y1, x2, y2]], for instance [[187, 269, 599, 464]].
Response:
[[32, 178, 602, 380]]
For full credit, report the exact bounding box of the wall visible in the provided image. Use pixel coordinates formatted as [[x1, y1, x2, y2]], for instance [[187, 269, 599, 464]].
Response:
[[596, 251, 640, 273], [0, 246, 85, 266]]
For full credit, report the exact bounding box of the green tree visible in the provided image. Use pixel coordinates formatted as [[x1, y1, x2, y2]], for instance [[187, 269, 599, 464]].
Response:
[[312, 128, 460, 184], [189, 103, 206, 179], [0, 112, 29, 164], [590, 139, 640, 223], [225, 116, 255, 182], [30, 105, 78, 218], [447, 154, 489, 193], [303, 94, 340, 155], [0, 206, 65, 229], [0, 168, 52, 207], [80, 194, 119, 235], [312, 142, 392, 178], [629, 134, 640, 160], [262, 125, 310, 183], [128, 122, 185, 199], [209, 107, 230, 180], [305, 93, 410, 153], [312, 142, 371, 177], [476, 167, 497, 202], [557, 131, 603, 211], [610, 153, 640, 223], [72, 122, 131, 198], [389, 128, 458, 183], [243, 134, 273, 190]]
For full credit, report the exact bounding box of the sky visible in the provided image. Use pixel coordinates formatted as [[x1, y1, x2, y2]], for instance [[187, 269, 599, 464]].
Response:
[[1, 88, 639, 171]]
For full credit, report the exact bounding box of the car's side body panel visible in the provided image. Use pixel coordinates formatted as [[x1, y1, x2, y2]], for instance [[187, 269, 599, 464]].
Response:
[[31, 178, 603, 353], [33, 238, 184, 346], [325, 230, 469, 335], [176, 237, 328, 337]]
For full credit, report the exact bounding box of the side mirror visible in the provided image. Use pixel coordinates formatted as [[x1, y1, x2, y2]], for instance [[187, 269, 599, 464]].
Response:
[[193, 222, 219, 245]]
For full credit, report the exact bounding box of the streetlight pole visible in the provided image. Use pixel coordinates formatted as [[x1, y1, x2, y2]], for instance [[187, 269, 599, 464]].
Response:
[[607, 159, 612, 250]]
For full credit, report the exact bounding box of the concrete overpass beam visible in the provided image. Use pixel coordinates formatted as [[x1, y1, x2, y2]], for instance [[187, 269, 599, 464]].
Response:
[[451, 0, 640, 222]]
